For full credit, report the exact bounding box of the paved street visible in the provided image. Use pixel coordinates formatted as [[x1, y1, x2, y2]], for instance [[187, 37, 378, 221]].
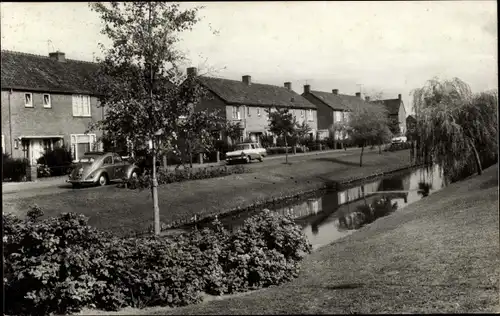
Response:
[[2, 147, 364, 199]]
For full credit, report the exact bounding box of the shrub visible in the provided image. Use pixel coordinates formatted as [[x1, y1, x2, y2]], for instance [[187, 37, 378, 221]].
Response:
[[266, 146, 308, 155], [123, 165, 248, 189], [2, 153, 29, 182], [385, 142, 412, 152], [259, 134, 275, 149], [4, 208, 311, 315], [36, 146, 73, 176]]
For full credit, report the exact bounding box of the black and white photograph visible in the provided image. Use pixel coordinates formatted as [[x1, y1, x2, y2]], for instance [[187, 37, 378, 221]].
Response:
[[1, 1, 498, 314]]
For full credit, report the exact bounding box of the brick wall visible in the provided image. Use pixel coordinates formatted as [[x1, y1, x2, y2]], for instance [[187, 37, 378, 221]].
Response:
[[1, 89, 103, 158]]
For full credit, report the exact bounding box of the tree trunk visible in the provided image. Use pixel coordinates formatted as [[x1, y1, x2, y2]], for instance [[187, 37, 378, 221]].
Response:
[[152, 144, 160, 235], [469, 138, 483, 175], [378, 141, 382, 154], [360, 145, 364, 167], [284, 135, 288, 164]]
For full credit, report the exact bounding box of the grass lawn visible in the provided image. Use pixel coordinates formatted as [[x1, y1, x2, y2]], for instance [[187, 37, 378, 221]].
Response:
[[109, 163, 496, 315], [3, 150, 413, 236]]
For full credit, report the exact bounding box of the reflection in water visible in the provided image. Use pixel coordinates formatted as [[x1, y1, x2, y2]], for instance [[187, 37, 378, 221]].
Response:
[[190, 165, 447, 249]]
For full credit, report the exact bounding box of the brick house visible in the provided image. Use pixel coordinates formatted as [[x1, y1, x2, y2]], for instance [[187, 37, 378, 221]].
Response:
[[188, 67, 318, 143], [1, 50, 103, 164], [372, 94, 407, 136], [301, 86, 370, 139]]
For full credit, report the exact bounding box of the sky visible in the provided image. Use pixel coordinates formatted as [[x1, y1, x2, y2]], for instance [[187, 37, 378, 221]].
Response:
[[1, 1, 497, 114]]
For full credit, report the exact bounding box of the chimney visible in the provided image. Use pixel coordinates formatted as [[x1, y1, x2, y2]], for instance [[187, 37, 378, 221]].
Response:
[[49, 51, 65, 62], [304, 84, 311, 94], [365, 96, 370, 102], [355, 92, 361, 98], [187, 67, 197, 77], [398, 94, 402, 100], [332, 89, 338, 95], [242, 75, 251, 85], [284, 82, 292, 90]]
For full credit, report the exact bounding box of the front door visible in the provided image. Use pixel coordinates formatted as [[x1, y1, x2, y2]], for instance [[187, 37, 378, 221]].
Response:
[[29, 139, 45, 165]]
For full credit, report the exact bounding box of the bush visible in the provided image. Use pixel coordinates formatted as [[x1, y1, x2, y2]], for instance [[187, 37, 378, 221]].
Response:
[[3, 208, 311, 315], [123, 165, 248, 189], [2, 153, 29, 182], [36, 146, 73, 176], [385, 142, 412, 152], [259, 134, 275, 149]]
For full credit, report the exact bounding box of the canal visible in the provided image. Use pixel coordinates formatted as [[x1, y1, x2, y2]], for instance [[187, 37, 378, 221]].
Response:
[[172, 164, 448, 249]]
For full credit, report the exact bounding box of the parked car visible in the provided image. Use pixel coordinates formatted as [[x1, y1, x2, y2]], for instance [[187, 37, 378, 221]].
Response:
[[391, 136, 407, 144], [67, 151, 140, 188], [225, 142, 266, 164]]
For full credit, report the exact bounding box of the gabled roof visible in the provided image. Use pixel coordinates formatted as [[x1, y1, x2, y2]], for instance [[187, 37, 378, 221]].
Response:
[[1, 50, 99, 94], [198, 76, 316, 109], [304, 90, 370, 111], [373, 98, 403, 115]]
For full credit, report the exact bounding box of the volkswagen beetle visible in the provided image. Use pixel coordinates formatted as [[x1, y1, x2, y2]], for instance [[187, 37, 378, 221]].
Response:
[[67, 151, 140, 188]]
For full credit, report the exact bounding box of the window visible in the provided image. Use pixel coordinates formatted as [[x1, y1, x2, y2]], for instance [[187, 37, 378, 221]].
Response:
[[1, 135, 4, 153], [70, 133, 96, 160], [43, 94, 51, 108], [232, 106, 241, 120], [267, 108, 271, 120], [247, 106, 251, 117], [25, 93, 33, 107], [72, 95, 91, 117], [113, 154, 122, 163], [301, 110, 304, 118], [103, 156, 113, 165], [307, 109, 314, 121], [334, 111, 342, 122]]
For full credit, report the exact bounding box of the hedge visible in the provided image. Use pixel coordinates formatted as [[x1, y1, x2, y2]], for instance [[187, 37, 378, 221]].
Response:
[[3, 207, 311, 315], [121, 165, 248, 189], [2, 153, 29, 182]]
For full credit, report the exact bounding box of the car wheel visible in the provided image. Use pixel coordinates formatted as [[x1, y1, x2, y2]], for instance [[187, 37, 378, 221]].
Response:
[[245, 156, 251, 163], [97, 174, 108, 186], [130, 170, 139, 180], [258, 155, 263, 162]]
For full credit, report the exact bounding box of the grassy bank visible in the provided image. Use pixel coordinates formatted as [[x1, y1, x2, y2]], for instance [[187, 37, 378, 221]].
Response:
[[141, 163, 498, 314], [3, 150, 413, 236]]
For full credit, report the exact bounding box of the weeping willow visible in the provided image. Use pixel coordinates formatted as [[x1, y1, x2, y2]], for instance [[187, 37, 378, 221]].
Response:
[[411, 77, 498, 180]]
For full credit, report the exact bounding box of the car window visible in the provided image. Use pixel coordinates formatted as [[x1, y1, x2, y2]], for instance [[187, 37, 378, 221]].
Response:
[[103, 156, 113, 165], [113, 154, 122, 163], [251, 144, 256, 149]]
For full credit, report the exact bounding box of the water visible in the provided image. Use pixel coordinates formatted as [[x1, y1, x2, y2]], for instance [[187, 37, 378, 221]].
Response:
[[176, 165, 447, 249]]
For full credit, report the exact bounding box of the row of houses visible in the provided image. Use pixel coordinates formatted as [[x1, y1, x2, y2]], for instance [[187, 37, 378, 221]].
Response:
[[1, 50, 407, 165]]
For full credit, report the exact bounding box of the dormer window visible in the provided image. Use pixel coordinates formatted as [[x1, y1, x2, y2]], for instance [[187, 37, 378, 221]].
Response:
[[43, 94, 51, 108], [24, 93, 33, 107]]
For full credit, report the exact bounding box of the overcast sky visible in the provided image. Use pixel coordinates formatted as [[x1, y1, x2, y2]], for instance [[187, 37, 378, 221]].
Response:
[[1, 1, 497, 114]]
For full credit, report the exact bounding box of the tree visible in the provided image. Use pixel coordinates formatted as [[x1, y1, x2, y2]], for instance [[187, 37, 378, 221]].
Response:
[[291, 121, 312, 153], [328, 120, 348, 150], [174, 110, 225, 168], [411, 77, 498, 178], [225, 121, 244, 145], [89, 2, 204, 235], [346, 103, 391, 166], [267, 107, 296, 164]]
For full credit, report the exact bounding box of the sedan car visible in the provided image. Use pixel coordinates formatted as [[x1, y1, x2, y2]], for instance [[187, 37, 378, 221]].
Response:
[[226, 142, 266, 164], [67, 151, 140, 188]]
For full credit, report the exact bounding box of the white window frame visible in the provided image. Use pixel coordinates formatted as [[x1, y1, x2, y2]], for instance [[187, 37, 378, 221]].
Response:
[[43, 94, 51, 108], [257, 108, 261, 117], [232, 106, 241, 120], [70, 133, 96, 161], [301, 110, 304, 118], [72, 94, 92, 117], [247, 106, 251, 117], [24, 93, 33, 108]]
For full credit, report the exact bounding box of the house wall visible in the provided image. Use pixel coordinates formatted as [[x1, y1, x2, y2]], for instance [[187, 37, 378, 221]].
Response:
[[302, 94, 332, 131], [1, 89, 103, 159]]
